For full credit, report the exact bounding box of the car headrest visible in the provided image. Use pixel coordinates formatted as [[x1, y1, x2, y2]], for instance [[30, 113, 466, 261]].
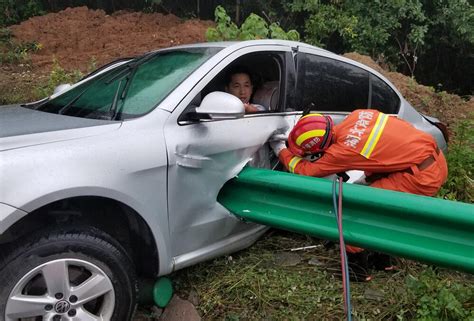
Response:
[[252, 81, 280, 111]]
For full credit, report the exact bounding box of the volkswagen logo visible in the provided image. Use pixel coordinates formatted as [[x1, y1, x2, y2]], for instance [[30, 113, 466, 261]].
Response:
[[54, 300, 71, 313]]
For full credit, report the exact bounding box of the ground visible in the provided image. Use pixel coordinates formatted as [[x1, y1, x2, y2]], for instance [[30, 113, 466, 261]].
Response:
[[1, 7, 473, 321]]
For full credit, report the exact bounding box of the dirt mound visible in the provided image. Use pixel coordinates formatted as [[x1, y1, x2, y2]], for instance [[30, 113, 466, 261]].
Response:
[[10, 6, 213, 72]]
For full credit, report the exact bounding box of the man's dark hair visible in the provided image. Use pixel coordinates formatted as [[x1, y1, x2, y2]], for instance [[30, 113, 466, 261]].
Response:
[[225, 65, 254, 86]]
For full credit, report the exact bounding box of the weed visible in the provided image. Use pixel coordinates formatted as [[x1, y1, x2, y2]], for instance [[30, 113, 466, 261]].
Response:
[[34, 59, 83, 98], [438, 118, 474, 203], [0, 27, 41, 64], [0, 27, 12, 42], [407, 77, 417, 91], [420, 95, 432, 108], [438, 90, 450, 105], [87, 56, 98, 73], [403, 268, 474, 320]]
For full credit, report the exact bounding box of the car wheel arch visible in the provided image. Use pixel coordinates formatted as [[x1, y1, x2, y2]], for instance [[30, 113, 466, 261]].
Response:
[[0, 195, 160, 279]]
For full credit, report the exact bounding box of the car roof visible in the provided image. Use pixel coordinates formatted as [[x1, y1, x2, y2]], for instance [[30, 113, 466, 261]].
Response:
[[163, 40, 400, 95], [150, 39, 331, 55]]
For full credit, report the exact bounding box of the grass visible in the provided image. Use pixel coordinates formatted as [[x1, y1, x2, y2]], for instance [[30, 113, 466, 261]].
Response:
[[169, 230, 474, 320]]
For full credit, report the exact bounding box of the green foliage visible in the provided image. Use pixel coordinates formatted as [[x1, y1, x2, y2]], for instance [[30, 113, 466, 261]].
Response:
[[0, 0, 44, 26], [0, 27, 41, 64], [287, 0, 473, 93], [240, 13, 268, 40], [404, 268, 474, 320], [87, 56, 98, 73], [206, 5, 299, 41], [438, 118, 474, 203], [206, 6, 239, 41], [427, 0, 474, 44], [289, 0, 427, 75], [289, 1, 358, 48], [34, 59, 83, 98]]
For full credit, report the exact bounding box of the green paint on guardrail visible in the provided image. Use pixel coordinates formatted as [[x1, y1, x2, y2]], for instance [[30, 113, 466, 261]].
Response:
[[218, 167, 474, 274]]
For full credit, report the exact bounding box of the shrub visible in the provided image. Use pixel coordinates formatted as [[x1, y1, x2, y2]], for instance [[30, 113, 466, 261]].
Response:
[[0, 0, 45, 27], [34, 59, 83, 98], [206, 6, 299, 42]]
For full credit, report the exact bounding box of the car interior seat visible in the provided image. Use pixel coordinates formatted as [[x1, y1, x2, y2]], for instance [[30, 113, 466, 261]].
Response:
[[252, 81, 280, 111]]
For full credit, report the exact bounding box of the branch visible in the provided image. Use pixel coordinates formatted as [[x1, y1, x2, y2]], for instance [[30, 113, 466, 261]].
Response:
[[395, 37, 415, 77]]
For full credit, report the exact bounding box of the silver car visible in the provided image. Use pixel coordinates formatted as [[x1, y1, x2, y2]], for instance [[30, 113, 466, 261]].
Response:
[[0, 40, 447, 320]]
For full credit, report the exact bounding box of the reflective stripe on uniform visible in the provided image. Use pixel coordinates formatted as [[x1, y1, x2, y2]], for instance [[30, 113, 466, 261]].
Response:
[[360, 112, 389, 159], [295, 129, 326, 146], [288, 156, 302, 173]]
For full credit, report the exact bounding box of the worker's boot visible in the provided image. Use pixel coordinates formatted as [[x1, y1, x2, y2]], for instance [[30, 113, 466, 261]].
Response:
[[369, 252, 397, 271], [346, 251, 372, 282]]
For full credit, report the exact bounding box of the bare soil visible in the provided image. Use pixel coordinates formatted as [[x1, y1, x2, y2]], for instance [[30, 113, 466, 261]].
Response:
[[9, 6, 212, 72]]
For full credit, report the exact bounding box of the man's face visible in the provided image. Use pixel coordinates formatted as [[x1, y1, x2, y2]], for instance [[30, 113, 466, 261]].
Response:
[[226, 73, 253, 103]]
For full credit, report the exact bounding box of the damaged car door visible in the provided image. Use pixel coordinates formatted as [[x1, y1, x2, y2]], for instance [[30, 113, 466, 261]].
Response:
[[163, 45, 294, 267]]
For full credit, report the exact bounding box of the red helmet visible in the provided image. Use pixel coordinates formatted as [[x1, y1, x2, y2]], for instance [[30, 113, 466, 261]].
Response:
[[288, 113, 334, 156]]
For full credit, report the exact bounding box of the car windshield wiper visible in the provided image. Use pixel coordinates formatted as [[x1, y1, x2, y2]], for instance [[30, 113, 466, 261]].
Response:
[[109, 78, 126, 120], [105, 52, 156, 86], [107, 53, 159, 120], [57, 88, 88, 115]]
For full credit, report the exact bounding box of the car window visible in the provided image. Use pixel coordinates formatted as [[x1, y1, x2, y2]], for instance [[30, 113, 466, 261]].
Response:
[[179, 52, 285, 123], [370, 74, 400, 114], [34, 48, 221, 120], [296, 54, 369, 112], [120, 51, 215, 116]]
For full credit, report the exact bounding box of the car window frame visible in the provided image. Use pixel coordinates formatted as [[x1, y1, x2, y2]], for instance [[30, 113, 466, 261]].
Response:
[[295, 52, 371, 113], [171, 45, 295, 126], [292, 47, 402, 115]]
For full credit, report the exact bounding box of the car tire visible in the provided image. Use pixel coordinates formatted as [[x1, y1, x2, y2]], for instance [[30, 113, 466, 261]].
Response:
[[0, 226, 138, 321]]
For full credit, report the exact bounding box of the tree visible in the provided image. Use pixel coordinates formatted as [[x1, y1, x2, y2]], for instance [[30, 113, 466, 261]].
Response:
[[287, 0, 473, 93]]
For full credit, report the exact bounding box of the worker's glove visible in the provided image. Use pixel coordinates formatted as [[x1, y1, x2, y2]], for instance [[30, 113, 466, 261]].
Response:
[[343, 170, 368, 184], [269, 140, 286, 156]]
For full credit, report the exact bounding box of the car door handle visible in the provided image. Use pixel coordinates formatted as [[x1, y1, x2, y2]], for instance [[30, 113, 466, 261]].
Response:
[[175, 152, 213, 168]]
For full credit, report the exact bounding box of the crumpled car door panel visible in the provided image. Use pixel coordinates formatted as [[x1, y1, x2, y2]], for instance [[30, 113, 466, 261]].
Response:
[[165, 115, 290, 256]]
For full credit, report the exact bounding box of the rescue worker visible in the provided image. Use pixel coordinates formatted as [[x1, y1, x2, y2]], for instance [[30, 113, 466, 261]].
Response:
[[270, 109, 447, 195], [269, 109, 448, 276]]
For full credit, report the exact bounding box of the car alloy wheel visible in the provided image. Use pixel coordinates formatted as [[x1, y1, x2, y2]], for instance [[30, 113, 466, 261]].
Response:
[[0, 227, 138, 321], [6, 258, 115, 320]]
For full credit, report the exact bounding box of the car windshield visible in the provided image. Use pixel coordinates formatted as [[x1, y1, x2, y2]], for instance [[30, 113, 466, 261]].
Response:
[[33, 47, 222, 120]]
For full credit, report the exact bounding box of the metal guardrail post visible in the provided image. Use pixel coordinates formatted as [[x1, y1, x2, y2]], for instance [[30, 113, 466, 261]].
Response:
[[218, 167, 474, 274]]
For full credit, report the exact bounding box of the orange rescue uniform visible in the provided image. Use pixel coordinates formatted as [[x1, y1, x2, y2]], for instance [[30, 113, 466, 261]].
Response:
[[279, 109, 448, 196]]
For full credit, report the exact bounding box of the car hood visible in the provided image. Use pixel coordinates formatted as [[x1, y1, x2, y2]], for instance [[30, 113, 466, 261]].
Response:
[[0, 105, 121, 151]]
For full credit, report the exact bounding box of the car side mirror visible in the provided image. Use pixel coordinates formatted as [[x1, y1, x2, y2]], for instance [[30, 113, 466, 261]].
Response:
[[196, 91, 245, 120], [53, 83, 72, 95]]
